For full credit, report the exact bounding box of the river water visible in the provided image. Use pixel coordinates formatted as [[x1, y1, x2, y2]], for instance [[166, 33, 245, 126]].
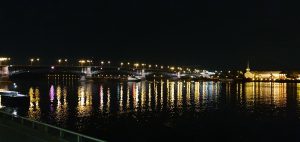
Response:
[[1, 80, 300, 141]]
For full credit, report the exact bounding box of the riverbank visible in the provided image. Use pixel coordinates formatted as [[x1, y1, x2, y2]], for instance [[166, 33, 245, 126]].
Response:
[[0, 115, 67, 142]]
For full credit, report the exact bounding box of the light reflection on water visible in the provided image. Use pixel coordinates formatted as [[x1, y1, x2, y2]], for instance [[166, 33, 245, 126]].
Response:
[[24, 81, 298, 118], [2, 81, 300, 140], [28, 87, 40, 120]]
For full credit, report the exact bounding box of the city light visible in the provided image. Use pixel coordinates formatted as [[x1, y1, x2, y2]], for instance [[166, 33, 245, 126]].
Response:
[[79, 60, 86, 66], [30, 58, 40, 66], [0, 57, 10, 65], [0, 57, 10, 61], [134, 63, 139, 68], [57, 59, 68, 65]]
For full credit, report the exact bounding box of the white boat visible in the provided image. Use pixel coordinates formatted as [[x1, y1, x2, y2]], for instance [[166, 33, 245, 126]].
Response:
[[0, 90, 27, 97]]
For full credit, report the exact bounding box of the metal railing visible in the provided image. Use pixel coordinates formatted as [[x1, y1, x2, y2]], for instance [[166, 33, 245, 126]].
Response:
[[0, 110, 106, 142]]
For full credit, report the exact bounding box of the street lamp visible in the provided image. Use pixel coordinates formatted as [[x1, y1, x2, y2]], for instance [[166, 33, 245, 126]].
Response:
[[134, 63, 139, 69], [30, 58, 34, 66], [79, 60, 86, 66], [64, 59, 68, 66], [170, 67, 175, 71], [29, 58, 40, 66], [58, 59, 68, 66], [58, 59, 62, 65], [87, 60, 92, 66]]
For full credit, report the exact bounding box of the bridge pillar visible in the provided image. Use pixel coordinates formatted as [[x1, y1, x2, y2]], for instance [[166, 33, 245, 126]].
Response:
[[141, 69, 145, 78], [0, 66, 9, 81], [86, 67, 92, 78], [177, 72, 181, 78], [1, 66, 9, 77]]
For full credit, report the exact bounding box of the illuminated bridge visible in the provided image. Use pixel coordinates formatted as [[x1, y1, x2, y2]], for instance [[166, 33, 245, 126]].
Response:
[[0, 65, 216, 81]]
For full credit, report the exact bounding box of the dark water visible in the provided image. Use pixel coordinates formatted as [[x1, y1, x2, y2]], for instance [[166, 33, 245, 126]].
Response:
[[1, 80, 300, 141]]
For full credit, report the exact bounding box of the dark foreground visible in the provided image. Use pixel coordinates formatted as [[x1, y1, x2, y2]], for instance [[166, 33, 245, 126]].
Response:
[[91, 110, 300, 142], [0, 116, 66, 142]]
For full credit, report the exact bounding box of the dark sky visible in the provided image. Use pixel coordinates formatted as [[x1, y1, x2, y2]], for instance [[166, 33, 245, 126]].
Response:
[[0, 0, 300, 70]]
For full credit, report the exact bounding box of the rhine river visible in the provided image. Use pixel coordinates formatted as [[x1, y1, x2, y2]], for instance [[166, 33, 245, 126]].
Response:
[[1, 80, 300, 141]]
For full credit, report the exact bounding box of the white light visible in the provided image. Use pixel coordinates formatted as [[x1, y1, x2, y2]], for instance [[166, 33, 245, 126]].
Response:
[[12, 110, 17, 116]]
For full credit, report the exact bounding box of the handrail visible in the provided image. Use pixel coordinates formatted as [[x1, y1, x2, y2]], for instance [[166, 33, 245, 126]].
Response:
[[0, 110, 106, 142]]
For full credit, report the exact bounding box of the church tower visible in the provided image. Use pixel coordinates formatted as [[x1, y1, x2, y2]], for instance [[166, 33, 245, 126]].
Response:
[[244, 61, 254, 79], [246, 61, 250, 72]]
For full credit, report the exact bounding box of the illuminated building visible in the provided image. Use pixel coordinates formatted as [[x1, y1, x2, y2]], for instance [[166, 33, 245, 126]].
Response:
[[244, 63, 286, 80]]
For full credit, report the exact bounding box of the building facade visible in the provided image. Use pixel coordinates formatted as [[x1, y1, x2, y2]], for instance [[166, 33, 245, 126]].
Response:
[[244, 64, 286, 80]]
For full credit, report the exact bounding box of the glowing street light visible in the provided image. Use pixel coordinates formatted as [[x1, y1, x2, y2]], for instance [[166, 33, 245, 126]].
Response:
[[30, 58, 34, 66], [79, 60, 86, 66], [58, 59, 68, 66], [29, 58, 40, 66], [141, 63, 145, 68], [86, 60, 93, 65], [134, 63, 139, 68]]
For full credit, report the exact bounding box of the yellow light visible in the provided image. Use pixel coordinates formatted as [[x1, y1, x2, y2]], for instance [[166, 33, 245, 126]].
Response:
[[79, 60, 86, 64], [0, 57, 9, 61]]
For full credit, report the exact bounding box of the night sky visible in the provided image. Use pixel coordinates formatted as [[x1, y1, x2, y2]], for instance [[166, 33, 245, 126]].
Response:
[[0, 0, 300, 70]]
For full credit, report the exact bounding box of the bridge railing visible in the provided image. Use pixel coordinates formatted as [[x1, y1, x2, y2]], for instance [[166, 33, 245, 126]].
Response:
[[0, 110, 105, 142]]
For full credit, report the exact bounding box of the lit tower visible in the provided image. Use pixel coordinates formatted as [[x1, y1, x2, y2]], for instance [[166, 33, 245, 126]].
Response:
[[244, 61, 254, 79], [246, 61, 250, 72]]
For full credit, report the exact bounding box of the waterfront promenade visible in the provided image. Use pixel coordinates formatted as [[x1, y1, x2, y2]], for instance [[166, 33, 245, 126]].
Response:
[[0, 116, 66, 142]]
